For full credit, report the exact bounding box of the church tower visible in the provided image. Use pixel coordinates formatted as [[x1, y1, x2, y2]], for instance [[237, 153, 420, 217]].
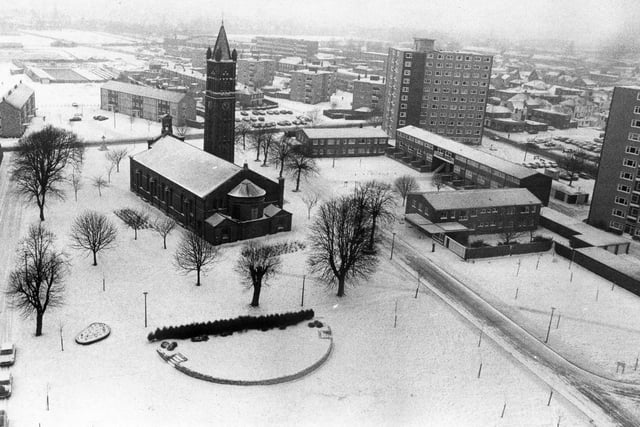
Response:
[[204, 23, 237, 163]]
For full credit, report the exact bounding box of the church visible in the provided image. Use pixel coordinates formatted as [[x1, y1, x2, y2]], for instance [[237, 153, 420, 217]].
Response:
[[129, 23, 292, 245]]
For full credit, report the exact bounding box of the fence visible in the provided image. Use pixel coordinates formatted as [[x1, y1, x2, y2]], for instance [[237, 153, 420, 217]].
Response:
[[464, 240, 553, 260], [554, 242, 640, 295]]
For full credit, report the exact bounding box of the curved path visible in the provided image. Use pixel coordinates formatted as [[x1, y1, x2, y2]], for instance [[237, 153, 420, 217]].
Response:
[[386, 231, 640, 427]]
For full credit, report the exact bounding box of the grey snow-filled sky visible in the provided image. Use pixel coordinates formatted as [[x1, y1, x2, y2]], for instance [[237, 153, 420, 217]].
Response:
[[18, 0, 640, 44]]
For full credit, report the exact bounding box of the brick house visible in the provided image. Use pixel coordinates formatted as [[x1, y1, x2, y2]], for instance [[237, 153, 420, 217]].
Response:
[[0, 83, 36, 137]]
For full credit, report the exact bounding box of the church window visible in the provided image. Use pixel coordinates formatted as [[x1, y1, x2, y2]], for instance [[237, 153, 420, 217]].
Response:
[[251, 207, 259, 220]]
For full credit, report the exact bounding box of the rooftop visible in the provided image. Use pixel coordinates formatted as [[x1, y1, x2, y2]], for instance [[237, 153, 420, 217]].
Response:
[[102, 80, 187, 103], [1, 83, 34, 109], [301, 127, 389, 140], [228, 179, 266, 198], [397, 126, 539, 180], [414, 188, 541, 211], [131, 135, 242, 198]]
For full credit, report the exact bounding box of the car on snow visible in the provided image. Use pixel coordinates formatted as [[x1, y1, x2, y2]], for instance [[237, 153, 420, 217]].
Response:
[[0, 372, 12, 399], [69, 116, 82, 122], [93, 115, 108, 121], [71, 102, 79, 107], [240, 111, 249, 116], [258, 116, 265, 122], [0, 343, 15, 367]]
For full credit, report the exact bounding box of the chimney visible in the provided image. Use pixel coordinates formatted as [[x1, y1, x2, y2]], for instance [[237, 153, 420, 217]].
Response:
[[161, 114, 173, 136], [243, 161, 249, 170], [277, 177, 285, 208]]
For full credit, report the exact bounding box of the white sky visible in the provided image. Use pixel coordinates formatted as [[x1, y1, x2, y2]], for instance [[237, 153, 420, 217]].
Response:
[[17, 0, 640, 44]]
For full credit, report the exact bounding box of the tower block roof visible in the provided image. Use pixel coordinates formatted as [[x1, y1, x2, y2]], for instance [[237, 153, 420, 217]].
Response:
[[212, 24, 232, 61]]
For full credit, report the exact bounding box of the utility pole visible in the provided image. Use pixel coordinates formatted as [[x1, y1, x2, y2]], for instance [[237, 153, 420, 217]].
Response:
[[544, 307, 556, 343], [143, 292, 148, 328], [300, 275, 306, 307], [390, 232, 396, 260]]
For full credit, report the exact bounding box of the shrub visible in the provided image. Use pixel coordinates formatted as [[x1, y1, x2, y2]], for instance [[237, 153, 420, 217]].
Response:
[[148, 309, 315, 341], [531, 235, 552, 243]]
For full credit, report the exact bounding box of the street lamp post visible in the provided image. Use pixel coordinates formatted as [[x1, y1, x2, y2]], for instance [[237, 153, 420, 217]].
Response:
[[390, 232, 396, 260], [143, 292, 148, 328], [544, 307, 556, 343]]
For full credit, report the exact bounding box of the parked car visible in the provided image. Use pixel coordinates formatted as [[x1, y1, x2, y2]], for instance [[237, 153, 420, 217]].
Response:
[[71, 102, 79, 107], [490, 135, 501, 141], [242, 117, 250, 122], [69, 116, 82, 122], [266, 110, 275, 115], [0, 343, 15, 367], [548, 161, 558, 168], [252, 123, 262, 128], [0, 372, 12, 399], [282, 120, 291, 126], [0, 409, 7, 426], [250, 117, 258, 122], [526, 129, 538, 134], [578, 172, 593, 179], [258, 117, 265, 122], [93, 115, 108, 121], [240, 111, 249, 116], [251, 110, 260, 115], [559, 172, 578, 181]]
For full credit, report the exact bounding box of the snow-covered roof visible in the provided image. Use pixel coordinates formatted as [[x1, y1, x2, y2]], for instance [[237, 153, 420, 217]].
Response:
[[279, 56, 304, 65], [415, 188, 541, 211], [1, 83, 34, 109], [228, 179, 266, 198], [102, 80, 187, 103], [485, 105, 512, 114], [397, 126, 539, 180], [205, 212, 233, 227], [264, 204, 283, 217], [131, 135, 242, 198], [301, 127, 388, 140]]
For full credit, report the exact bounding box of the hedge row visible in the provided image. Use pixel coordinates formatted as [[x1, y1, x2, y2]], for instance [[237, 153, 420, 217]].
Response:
[[147, 309, 315, 342]]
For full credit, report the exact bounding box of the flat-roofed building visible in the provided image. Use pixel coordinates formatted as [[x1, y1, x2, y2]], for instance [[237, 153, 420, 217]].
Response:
[[253, 37, 318, 60], [406, 188, 542, 237], [100, 80, 196, 126], [236, 58, 276, 88], [296, 127, 389, 157], [383, 38, 493, 144], [290, 69, 336, 104], [528, 108, 577, 129], [352, 75, 385, 112], [394, 125, 552, 205]]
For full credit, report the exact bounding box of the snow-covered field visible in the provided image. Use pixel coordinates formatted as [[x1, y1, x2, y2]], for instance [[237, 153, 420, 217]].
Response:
[[0, 144, 591, 426]]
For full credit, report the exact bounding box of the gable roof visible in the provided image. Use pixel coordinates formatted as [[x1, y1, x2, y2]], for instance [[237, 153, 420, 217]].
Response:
[[212, 24, 232, 61], [301, 127, 388, 140], [416, 188, 541, 211], [131, 135, 242, 198], [397, 126, 539, 180], [2, 83, 34, 109], [102, 80, 186, 103]]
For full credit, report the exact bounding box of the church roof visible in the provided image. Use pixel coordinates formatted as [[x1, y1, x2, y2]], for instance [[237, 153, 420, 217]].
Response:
[[228, 179, 266, 198], [212, 24, 232, 61], [131, 135, 242, 198]]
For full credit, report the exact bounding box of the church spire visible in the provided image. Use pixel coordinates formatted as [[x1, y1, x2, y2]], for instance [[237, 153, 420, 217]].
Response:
[[212, 22, 232, 61]]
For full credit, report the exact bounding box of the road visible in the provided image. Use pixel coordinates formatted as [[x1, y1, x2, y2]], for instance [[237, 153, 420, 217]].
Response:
[[0, 153, 22, 345], [386, 231, 640, 427]]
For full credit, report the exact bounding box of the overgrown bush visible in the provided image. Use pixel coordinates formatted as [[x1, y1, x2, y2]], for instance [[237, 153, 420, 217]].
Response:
[[147, 309, 315, 342]]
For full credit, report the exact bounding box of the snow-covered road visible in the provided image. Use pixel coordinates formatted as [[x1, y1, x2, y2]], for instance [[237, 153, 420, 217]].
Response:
[[387, 231, 640, 427]]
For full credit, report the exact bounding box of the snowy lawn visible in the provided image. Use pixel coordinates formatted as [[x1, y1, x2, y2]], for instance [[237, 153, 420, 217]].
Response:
[[0, 143, 591, 426], [397, 219, 640, 388], [169, 322, 331, 382]]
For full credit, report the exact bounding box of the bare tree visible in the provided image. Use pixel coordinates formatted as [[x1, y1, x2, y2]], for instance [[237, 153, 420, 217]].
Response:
[[500, 229, 524, 245], [235, 241, 287, 307], [153, 217, 177, 249], [106, 148, 129, 173], [356, 181, 397, 251], [251, 127, 268, 161], [92, 176, 109, 197], [560, 150, 587, 187], [235, 122, 252, 150], [6, 224, 68, 336], [307, 108, 321, 125], [432, 172, 445, 192], [173, 124, 190, 139], [106, 161, 116, 183], [261, 131, 277, 167], [302, 192, 320, 219], [70, 171, 82, 202], [69, 211, 118, 266], [174, 230, 220, 286], [307, 195, 378, 297], [11, 125, 84, 221], [116, 208, 149, 240], [270, 134, 296, 178], [286, 152, 319, 192], [394, 175, 419, 206]]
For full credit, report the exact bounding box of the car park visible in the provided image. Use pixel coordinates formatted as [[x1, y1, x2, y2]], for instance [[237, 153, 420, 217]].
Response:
[[0, 343, 15, 367]]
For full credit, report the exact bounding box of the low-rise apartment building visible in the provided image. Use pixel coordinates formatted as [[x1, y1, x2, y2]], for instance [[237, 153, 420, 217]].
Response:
[[352, 75, 385, 112], [296, 127, 389, 157], [289, 69, 336, 104], [236, 58, 276, 88]]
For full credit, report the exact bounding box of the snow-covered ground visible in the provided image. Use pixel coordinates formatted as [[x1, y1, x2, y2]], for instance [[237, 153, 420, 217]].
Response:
[[0, 145, 591, 426]]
